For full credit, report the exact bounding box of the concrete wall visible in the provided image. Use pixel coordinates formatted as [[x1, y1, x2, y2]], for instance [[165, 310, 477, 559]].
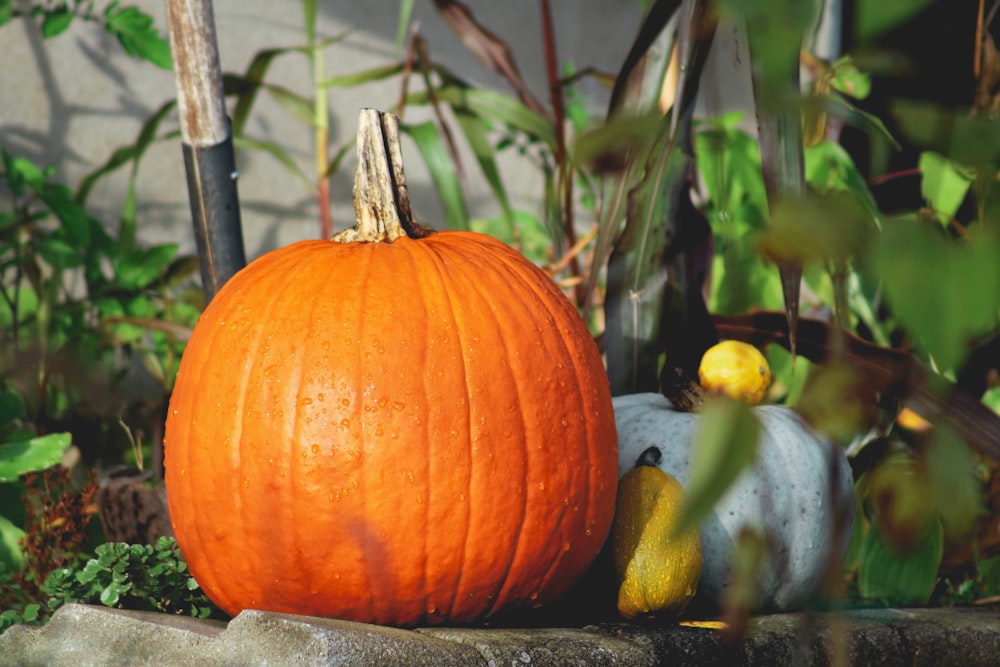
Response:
[[0, 1, 644, 261]]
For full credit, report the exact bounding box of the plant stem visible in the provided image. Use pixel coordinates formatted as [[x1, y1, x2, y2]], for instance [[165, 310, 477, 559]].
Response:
[[334, 109, 431, 244], [539, 0, 582, 306], [307, 2, 332, 239]]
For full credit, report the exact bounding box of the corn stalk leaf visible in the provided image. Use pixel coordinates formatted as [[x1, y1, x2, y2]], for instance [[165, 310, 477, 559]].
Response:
[[429, 0, 546, 114], [720, 0, 819, 358], [601, 0, 715, 395], [401, 121, 469, 230]]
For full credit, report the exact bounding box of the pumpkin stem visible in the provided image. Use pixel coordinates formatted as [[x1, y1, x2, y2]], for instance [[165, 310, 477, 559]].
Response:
[[333, 108, 431, 243]]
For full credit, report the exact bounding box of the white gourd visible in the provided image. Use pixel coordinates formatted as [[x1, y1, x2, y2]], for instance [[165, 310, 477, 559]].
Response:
[[613, 392, 855, 612]]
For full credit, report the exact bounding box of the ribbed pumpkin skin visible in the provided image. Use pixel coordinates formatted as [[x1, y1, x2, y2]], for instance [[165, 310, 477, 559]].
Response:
[[165, 234, 618, 626]]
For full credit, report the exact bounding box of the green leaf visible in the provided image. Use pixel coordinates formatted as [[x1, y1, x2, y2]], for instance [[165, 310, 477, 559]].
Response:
[[409, 85, 555, 147], [0, 390, 26, 428], [0, 513, 26, 577], [265, 84, 316, 127], [858, 517, 942, 605], [452, 109, 514, 228], [853, 0, 937, 43], [5, 154, 46, 194], [758, 191, 875, 264], [402, 121, 469, 231], [233, 137, 312, 189], [673, 396, 761, 537], [0, 432, 72, 481], [828, 56, 871, 100], [226, 47, 295, 136], [40, 183, 93, 247], [918, 151, 974, 225], [922, 425, 984, 542], [41, 6, 74, 38], [891, 101, 1000, 167], [396, 0, 415, 52], [320, 63, 405, 89], [103, 4, 172, 69], [100, 583, 122, 607], [115, 244, 179, 290], [872, 221, 1000, 370]]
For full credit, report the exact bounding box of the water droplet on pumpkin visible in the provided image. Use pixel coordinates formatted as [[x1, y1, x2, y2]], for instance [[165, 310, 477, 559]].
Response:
[[529, 592, 539, 601], [392, 401, 405, 412], [242, 478, 249, 488], [340, 419, 351, 429], [458, 493, 466, 502], [406, 471, 415, 483], [375, 428, 384, 437], [334, 572, 341, 580], [415, 494, 424, 504], [560, 419, 569, 428], [179, 468, 186, 476], [538, 482, 545, 491], [300, 397, 313, 406], [310, 444, 320, 455], [562, 542, 571, 552]]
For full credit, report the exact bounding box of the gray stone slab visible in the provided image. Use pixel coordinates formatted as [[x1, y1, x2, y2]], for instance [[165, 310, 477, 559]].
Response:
[[0, 603, 225, 667], [418, 626, 655, 667], [208, 610, 484, 666], [4, 603, 1000, 667]]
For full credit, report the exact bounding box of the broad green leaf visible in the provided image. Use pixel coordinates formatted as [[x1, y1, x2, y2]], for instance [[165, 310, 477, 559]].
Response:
[[0, 390, 25, 428], [37, 236, 84, 269], [828, 56, 871, 100], [40, 183, 93, 247], [41, 6, 73, 38], [853, 0, 936, 44], [918, 151, 973, 225], [0, 513, 25, 577], [922, 425, 984, 542], [759, 192, 875, 264], [872, 221, 1000, 370], [0, 432, 72, 481], [891, 101, 1000, 167], [674, 396, 761, 537], [571, 111, 663, 168], [0, 1, 11, 27], [103, 4, 172, 69], [115, 244, 179, 290], [858, 517, 942, 605], [805, 140, 880, 220], [402, 121, 468, 231], [5, 153, 46, 194]]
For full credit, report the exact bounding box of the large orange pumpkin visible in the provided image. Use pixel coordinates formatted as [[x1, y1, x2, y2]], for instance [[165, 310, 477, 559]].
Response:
[[164, 110, 618, 626]]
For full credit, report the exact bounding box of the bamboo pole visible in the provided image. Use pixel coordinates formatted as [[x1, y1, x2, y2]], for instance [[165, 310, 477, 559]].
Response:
[[165, 0, 246, 302]]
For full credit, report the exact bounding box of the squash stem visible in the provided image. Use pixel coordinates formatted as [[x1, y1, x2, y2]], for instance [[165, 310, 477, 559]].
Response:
[[334, 108, 431, 243]]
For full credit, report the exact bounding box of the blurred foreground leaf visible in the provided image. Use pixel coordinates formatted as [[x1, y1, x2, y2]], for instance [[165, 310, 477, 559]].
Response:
[[674, 396, 760, 536]]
